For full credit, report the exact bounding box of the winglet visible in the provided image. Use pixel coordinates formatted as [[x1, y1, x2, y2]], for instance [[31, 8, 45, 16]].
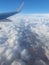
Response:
[[16, 1, 24, 13]]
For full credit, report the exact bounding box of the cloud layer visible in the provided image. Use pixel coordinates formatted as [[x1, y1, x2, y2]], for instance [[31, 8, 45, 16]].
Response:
[[0, 14, 49, 65]]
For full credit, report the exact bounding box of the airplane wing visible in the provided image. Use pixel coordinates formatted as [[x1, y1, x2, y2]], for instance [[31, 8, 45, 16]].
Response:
[[16, 1, 24, 13], [0, 1, 24, 20]]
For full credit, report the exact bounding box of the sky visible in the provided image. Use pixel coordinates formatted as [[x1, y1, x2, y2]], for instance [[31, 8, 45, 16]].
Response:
[[0, 0, 49, 14]]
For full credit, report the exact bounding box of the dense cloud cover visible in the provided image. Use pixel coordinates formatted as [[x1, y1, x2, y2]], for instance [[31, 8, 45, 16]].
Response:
[[0, 14, 49, 65]]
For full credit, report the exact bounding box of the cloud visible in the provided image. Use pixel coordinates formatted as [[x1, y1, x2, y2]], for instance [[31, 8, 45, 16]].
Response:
[[0, 14, 49, 65]]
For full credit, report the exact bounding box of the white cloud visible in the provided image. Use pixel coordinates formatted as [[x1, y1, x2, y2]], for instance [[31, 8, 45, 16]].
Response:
[[0, 14, 49, 65]]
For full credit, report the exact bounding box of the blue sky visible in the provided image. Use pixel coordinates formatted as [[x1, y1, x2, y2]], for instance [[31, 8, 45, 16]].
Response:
[[0, 0, 49, 14]]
